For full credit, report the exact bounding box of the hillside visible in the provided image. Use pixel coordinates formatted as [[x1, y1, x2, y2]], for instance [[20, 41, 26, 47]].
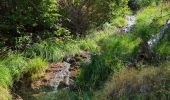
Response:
[[0, 0, 170, 100]]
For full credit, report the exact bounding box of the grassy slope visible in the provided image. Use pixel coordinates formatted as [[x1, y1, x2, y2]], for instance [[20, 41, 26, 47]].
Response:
[[0, 3, 170, 100], [0, 17, 127, 99], [41, 3, 170, 100], [94, 61, 170, 100], [93, 4, 170, 100]]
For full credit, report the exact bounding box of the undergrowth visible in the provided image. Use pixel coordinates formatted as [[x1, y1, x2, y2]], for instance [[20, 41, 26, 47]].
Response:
[[0, 2, 170, 100], [94, 61, 170, 100]]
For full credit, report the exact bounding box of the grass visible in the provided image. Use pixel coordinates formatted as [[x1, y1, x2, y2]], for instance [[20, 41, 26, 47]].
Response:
[[0, 66, 13, 88], [0, 86, 11, 100], [0, 2, 170, 99], [77, 34, 141, 90], [132, 5, 170, 41], [156, 27, 170, 61], [0, 54, 28, 81], [94, 61, 170, 100], [67, 3, 170, 99]]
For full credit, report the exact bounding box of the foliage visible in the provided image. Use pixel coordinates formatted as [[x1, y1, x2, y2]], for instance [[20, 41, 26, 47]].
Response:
[[111, 0, 130, 17], [156, 26, 170, 60], [58, 0, 129, 35], [128, 0, 160, 11], [0, 1, 170, 99], [110, 17, 128, 28], [77, 34, 141, 90], [132, 6, 170, 41], [3, 0, 59, 31]]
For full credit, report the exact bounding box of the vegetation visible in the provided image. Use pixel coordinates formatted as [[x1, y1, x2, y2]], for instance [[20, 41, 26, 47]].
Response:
[[94, 62, 170, 100], [0, 0, 170, 100]]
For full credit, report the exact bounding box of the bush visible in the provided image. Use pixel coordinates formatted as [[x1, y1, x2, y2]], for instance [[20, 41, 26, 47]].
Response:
[[128, 0, 158, 11], [58, 0, 129, 35], [0, 0, 60, 47], [2, 0, 59, 31]]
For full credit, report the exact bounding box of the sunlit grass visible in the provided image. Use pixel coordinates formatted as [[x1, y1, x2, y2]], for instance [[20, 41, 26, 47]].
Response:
[[0, 86, 11, 100], [0, 66, 13, 88]]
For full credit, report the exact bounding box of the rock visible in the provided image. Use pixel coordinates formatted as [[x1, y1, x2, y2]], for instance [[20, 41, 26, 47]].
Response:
[[50, 62, 70, 90], [31, 51, 91, 91], [121, 16, 136, 33], [148, 19, 170, 49]]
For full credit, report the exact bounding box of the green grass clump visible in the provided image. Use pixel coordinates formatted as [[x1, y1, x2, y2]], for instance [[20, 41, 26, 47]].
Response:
[[110, 17, 127, 28], [77, 34, 141, 91], [133, 6, 170, 41], [156, 28, 170, 59], [1, 54, 28, 81], [27, 57, 48, 74], [0, 86, 11, 100], [0, 66, 13, 88], [24, 38, 83, 62]]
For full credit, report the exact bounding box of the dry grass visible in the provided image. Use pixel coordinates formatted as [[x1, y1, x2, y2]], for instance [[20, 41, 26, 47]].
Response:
[[94, 62, 170, 100]]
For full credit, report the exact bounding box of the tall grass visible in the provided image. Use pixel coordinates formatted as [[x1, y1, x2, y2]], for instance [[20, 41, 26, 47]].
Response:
[[0, 66, 13, 88], [27, 57, 48, 74], [94, 61, 170, 100], [156, 27, 170, 60], [132, 6, 170, 41], [77, 34, 141, 91]]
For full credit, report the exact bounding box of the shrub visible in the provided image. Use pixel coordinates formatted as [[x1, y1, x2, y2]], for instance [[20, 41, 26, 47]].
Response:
[[58, 0, 129, 35], [77, 34, 141, 90], [155, 27, 170, 60], [0, 0, 60, 47], [128, 0, 160, 11]]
